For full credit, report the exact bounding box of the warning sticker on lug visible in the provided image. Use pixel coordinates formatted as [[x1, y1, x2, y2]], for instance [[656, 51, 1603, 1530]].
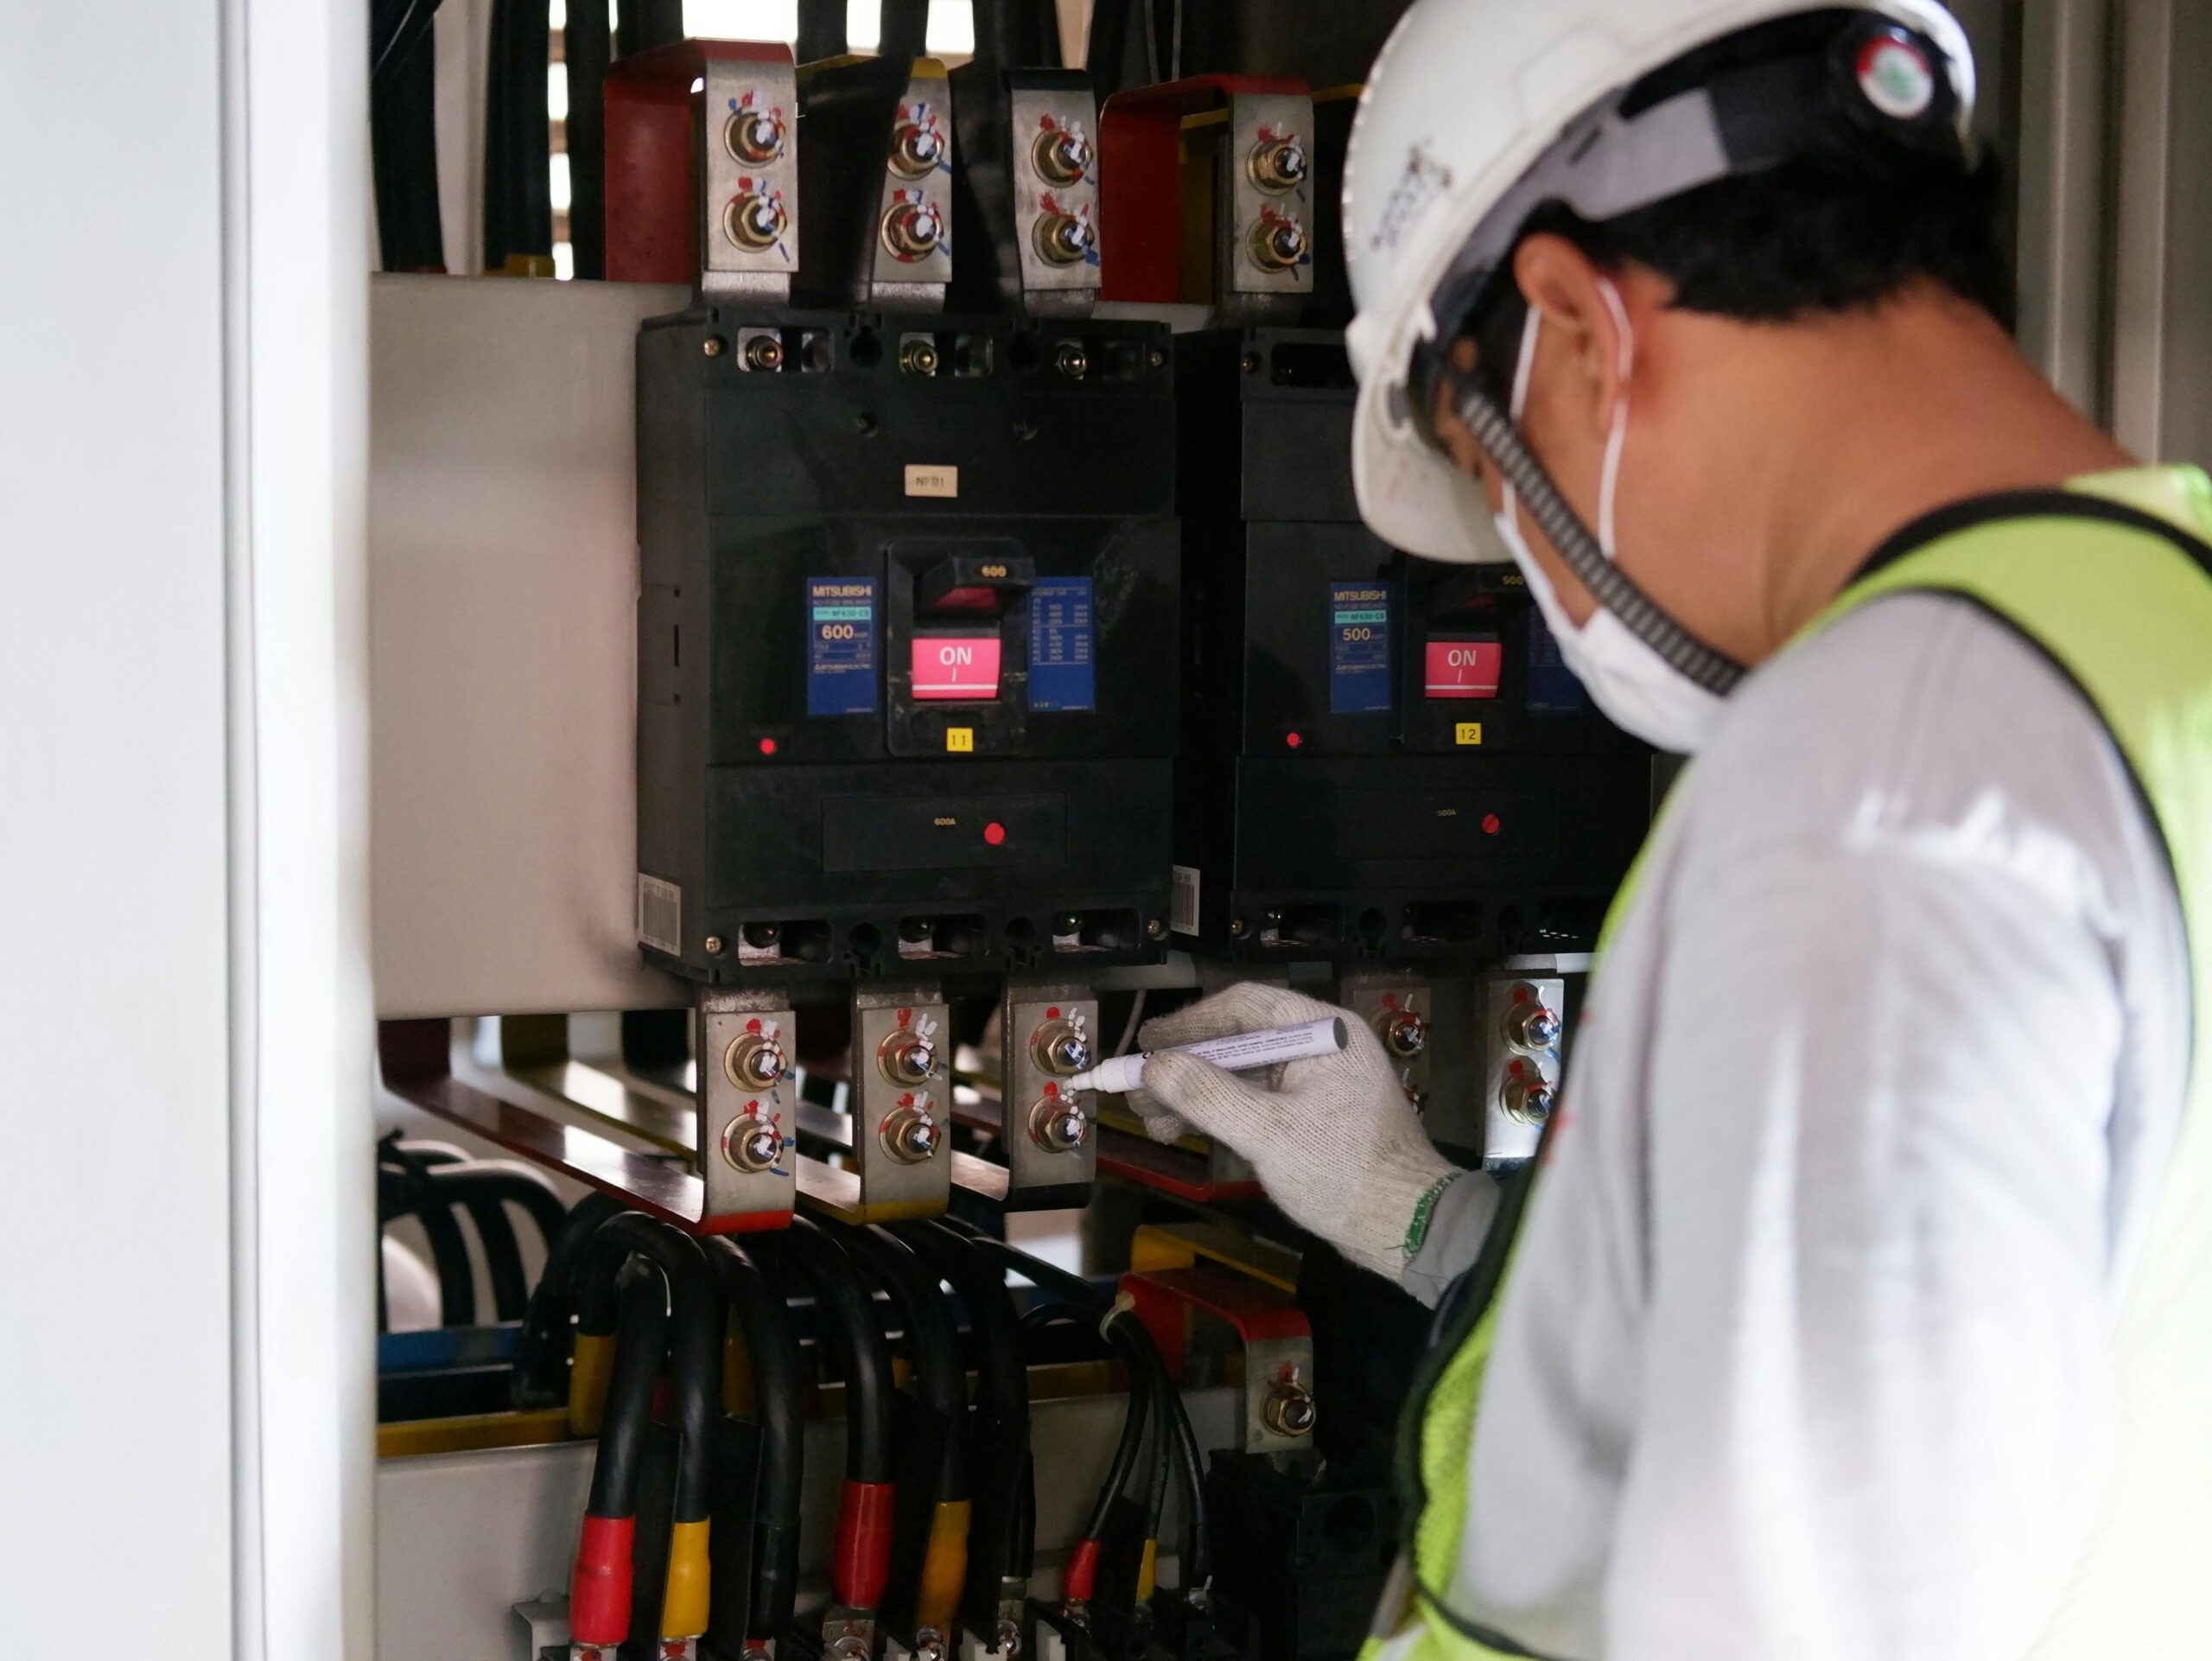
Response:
[[807, 577, 878, 716], [1028, 577, 1096, 712], [1329, 582, 1393, 715]]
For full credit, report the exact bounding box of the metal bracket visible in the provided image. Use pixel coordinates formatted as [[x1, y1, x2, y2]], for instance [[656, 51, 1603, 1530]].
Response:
[[378, 1019, 791, 1235], [1120, 1264, 1316, 1451]]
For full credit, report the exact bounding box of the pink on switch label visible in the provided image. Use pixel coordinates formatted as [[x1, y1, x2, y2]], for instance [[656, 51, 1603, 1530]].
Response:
[[912, 636, 1002, 699], [1425, 640, 1502, 699]]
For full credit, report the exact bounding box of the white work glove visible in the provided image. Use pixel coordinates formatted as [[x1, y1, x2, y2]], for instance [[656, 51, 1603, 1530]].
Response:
[[1129, 983, 1464, 1279]]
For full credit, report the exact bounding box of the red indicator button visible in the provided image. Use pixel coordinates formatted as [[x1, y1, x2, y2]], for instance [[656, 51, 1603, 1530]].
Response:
[[1426, 640, 1502, 699], [759, 736, 779, 755], [1481, 813, 1503, 836], [912, 636, 1002, 700], [1285, 731, 1303, 750], [983, 821, 1007, 847]]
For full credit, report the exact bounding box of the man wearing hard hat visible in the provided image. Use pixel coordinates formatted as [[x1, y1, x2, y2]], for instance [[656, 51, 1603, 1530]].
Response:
[[1135, 3, 2212, 1657]]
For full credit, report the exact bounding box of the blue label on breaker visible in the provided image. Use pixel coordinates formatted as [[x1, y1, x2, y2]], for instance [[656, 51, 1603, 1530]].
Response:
[[1328, 582, 1394, 715], [1525, 608, 1586, 713], [1027, 577, 1096, 712], [807, 577, 878, 716]]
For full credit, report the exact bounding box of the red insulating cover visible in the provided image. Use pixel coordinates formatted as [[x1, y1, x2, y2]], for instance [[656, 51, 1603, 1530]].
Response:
[[1063, 1537, 1102, 1602], [569, 1512, 638, 1645], [834, 1479, 898, 1611]]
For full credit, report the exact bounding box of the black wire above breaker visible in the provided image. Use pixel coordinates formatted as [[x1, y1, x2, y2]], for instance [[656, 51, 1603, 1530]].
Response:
[[564, 0, 613, 278], [617, 0, 684, 59], [370, 0, 447, 271], [482, 0, 553, 271]]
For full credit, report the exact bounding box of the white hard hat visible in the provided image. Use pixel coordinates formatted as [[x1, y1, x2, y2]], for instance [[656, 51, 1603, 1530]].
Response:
[[1343, 0, 1977, 561]]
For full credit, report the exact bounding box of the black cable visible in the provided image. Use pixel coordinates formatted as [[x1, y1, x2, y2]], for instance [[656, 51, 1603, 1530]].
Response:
[[760, 1220, 895, 1484], [955, 1225, 1208, 1587], [796, 0, 849, 62], [378, 1145, 475, 1327], [616, 0, 683, 58], [708, 1239, 804, 1643], [371, 0, 448, 272], [564, 0, 612, 280], [483, 0, 553, 271], [1025, 1304, 1151, 1544], [577, 1214, 725, 1525], [847, 1226, 968, 1502], [586, 1261, 671, 1518], [512, 1191, 629, 1406], [423, 1168, 568, 1322], [880, 0, 931, 59]]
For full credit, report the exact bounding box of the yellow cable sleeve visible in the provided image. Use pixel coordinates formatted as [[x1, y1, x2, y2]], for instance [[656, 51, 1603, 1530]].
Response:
[[662, 1518, 713, 1639], [915, 1499, 972, 1632], [722, 1326, 756, 1419], [569, 1332, 613, 1436], [1137, 1537, 1159, 1602]]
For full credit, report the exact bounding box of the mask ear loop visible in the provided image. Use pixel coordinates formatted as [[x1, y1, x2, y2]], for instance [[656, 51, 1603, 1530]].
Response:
[[1593, 277, 1635, 561], [1501, 305, 1544, 540]]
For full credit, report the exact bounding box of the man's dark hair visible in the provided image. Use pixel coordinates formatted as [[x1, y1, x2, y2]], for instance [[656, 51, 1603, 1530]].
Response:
[[1466, 10, 2012, 407]]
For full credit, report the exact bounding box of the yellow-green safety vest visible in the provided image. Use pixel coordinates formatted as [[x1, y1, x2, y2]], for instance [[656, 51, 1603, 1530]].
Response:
[[1367, 476, 2212, 1660]]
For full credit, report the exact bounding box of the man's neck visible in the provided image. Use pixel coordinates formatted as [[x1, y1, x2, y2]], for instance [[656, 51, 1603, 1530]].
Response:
[[1737, 291, 2134, 661]]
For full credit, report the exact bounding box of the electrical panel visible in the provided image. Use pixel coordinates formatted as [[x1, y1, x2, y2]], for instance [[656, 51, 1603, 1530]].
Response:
[[366, 14, 1640, 1661]]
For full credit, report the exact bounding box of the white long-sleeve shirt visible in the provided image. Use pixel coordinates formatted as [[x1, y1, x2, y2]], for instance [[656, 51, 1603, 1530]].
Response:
[[1397, 585, 2190, 1660]]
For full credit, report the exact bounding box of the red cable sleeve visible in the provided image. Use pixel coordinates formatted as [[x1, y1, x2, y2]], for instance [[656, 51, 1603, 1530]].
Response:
[[1063, 1537, 1101, 1603], [833, 1480, 897, 1611], [569, 1512, 637, 1645]]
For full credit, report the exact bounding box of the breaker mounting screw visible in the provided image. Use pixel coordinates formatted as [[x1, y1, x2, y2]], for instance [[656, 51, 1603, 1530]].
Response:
[[703, 934, 727, 956], [1147, 918, 1166, 939], [1230, 917, 1249, 938], [702, 337, 726, 358]]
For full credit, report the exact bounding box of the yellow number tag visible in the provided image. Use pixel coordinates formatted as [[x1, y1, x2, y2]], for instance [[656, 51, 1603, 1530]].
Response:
[[1454, 722, 1484, 748], [946, 728, 976, 754]]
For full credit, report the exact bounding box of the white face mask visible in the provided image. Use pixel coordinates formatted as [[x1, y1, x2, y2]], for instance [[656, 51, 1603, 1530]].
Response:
[[1493, 280, 1731, 755]]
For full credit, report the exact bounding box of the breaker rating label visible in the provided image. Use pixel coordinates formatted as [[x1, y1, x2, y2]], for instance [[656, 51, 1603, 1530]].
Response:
[[806, 577, 878, 716], [1027, 577, 1096, 711], [1328, 582, 1393, 715]]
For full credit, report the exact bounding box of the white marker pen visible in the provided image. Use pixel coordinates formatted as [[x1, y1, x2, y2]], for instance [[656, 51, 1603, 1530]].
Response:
[[1068, 1015, 1349, 1095]]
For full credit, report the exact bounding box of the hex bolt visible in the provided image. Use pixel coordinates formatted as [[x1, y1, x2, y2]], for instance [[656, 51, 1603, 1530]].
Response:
[[723, 191, 787, 251], [721, 1115, 784, 1174], [1032, 127, 1093, 185], [1377, 1009, 1428, 1062], [1503, 1075, 1556, 1128], [1030, 1019, 1091, 1079], [1033, 212, 1096, 267], [724, 108, 785, 166], [1247, 134, 1309, 193], [881, 1104, 942, 1164], [878, 1028, 939, 1086], [723, 1031, 788, 1092], [1248, 216, 1308, 272], [1504, 1000, 1564, 1053], [889, 119, 945, 179], [1028, 1097, 1090, 1155], [1262, 1380, 1318, 1437], [880, 199, 945, 263]]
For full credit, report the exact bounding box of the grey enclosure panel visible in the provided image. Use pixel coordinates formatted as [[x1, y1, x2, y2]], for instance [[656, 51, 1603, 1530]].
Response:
[[371, 273, 690, 1017]]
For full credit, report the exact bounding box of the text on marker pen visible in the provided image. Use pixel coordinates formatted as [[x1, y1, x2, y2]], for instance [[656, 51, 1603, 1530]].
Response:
[[1066, 1015, 1349, 1095]]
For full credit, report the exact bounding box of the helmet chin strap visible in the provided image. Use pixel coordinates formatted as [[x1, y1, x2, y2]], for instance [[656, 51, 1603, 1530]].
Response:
[[1449, 360, 1746, 697]]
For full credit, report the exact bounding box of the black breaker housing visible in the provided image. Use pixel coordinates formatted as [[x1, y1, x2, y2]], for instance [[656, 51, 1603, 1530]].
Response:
[[1173, 328, 1651, 964], [635, 305, 1180, 983]]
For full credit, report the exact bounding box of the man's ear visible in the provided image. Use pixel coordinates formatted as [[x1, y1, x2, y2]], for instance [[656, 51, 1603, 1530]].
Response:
[[1511, 233, 1629, 444]]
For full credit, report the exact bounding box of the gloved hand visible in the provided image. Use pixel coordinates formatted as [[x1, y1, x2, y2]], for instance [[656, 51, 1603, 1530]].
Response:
[[1128, 983, 1465, 1279]]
